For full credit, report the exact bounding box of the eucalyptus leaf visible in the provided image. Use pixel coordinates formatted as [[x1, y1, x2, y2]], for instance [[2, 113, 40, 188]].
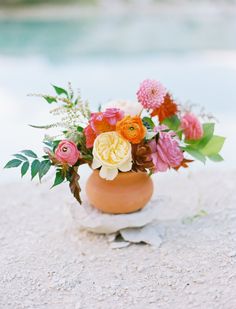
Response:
[[4, 159, 22, 168], [21, 161, 29, 177]]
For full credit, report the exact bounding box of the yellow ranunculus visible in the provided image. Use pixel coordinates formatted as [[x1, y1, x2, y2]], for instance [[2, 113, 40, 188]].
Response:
[[92, 131, 132, 180]]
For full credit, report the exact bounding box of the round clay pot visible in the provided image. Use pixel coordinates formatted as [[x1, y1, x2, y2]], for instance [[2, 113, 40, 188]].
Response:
[[85, 170, 154, 214]]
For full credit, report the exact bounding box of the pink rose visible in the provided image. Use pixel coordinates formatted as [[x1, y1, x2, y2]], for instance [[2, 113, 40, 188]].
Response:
[[103, 108, 124, 125], [55, 140, 81, 166], [149, 129, 183, 172], [181, 113, 203, 140]]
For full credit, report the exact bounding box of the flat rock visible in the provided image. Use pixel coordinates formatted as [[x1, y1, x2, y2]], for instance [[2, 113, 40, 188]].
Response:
[[70, 197, 166, 234]]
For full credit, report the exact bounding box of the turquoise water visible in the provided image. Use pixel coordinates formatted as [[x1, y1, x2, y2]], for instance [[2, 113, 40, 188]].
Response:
[[0, 11, 236, 59], [0, 9, 235, 182]]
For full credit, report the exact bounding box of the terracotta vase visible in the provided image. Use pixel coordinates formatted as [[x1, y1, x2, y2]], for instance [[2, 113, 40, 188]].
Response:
[[85, 170, 154, 214]]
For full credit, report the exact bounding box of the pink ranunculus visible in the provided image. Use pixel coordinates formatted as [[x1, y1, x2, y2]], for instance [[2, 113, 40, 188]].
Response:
[[149, 130, 183, 172], [137, 79, 167, 109], [84, 124, 97, 148], [103, 108, 124, 125], [181, 113, 203, 140], [55, 140, 81, 166]]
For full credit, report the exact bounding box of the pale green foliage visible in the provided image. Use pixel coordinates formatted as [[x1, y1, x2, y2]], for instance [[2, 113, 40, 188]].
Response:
[[29, 83, 91, 137]]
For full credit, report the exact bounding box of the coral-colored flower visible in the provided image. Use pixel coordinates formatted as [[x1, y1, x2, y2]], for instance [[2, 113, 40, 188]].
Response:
[[151, 93, 178, 122], [55, 140, 81, 166], [103, 108, 124, 126], [116, 116, 146, 144], [149, 128, 183, 172], [92, 132, 132, 180], [90, 112, 115, 134], [137, 79, 167, 109], [84, 125, 97, 148], [84, 108, 124, 148], [181, 113, 203, 140]]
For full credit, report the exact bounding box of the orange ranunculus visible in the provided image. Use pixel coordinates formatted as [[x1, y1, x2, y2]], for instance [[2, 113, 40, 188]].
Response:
[[151, 93, 178, 122], [116, 116, 146, 144]]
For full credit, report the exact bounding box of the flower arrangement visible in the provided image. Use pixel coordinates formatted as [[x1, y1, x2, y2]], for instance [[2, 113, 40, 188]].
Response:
[[5, 80, 225, 204]]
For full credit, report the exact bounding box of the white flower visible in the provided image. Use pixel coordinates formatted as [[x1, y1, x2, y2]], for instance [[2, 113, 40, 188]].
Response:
[[92, 131, 132, 180], [102, 99, 142, 116]]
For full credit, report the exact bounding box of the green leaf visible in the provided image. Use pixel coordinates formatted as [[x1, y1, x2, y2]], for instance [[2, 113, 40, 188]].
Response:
[[185, 123, 215, 149], [198, 123, 215, 148], [142, 117, 155, 130], [21, 161, 29, 177], [43, 96, 57, 104], [162, 115, 180, 131], [52, 85, 68, 97], [176, 130, 183, 140], [21, 150, 38, 158], [52, 140, 61, 151], [14, 154, 28, 161], [31, 159, 41, 179], [4, 159, 22, 168], [21, 150, 38, 159], [51, 170, 65, 188], [43, 141, 53, 148], [77, 126, 84, 132], [208, 154, 224, 162], [201, 135, 225, 156], [184, 147, 206, 163], [39, 160, 51, 180]]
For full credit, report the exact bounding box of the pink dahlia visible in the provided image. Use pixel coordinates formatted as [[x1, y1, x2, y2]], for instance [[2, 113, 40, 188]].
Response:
[[181, 113, 203, 140], [55, 140, 81, 166], [137, 79, 167, 109], [149, 129, 183, 172]]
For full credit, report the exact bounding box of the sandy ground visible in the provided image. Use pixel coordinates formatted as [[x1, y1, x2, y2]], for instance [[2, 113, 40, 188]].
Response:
[[1, 169, 236, 309]]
